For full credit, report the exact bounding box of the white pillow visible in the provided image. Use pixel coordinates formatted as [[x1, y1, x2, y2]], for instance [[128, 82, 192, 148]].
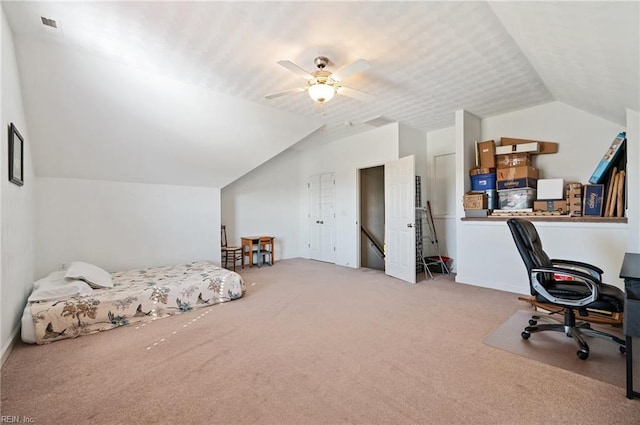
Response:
[[33, 270, 67, 289], [28, 273, 93, 302], [64, 261, 113, 289]]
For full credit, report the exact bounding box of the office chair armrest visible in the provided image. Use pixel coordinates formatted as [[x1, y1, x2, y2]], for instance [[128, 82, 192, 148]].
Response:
[[550, 259, 603, 280], [530, 266, 599, 307]]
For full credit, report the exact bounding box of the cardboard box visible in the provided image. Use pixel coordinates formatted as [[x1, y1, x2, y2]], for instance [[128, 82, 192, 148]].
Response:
[[566, 182, 583, 217], [533, 200, 568, 214], [568, 203, 582, 217], [464, 209, 490, 218], [463, 192, 487, 210], [497, 177, 537, 190], [501, 137, 559, 155], [496, 166, 539, 181], [496, 142, 539, 155], [496, 153, 532, 169], [566, 182, 582, 197], [477, 140, 496, 168], [498, 188, 536, 210], [537, 178, 564, 200], [469, 167, 495, 176], [583, 184, 605, 216]]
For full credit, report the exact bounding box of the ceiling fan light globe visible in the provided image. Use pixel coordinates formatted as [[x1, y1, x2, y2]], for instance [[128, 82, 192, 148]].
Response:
[[308, 83, 335, 103]]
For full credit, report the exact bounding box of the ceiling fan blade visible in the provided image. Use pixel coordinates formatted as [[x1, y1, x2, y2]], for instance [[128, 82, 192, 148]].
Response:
[[331, 59, 370, 82], [336, 86, 374, 102], [264, 87, 307, 100], [277, 60, 314, 80]]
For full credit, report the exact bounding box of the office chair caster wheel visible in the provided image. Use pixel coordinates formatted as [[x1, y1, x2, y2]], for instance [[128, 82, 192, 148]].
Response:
[[528, 319, 537, 326], [620, 346, 626, 355], [577, 350, 589, 360], [521, 331, 530, 339]]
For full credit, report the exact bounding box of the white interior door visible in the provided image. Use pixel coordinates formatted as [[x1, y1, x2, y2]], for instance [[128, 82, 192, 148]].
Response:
[[309, 174, 322, 260], [385, 156, 416, 283], [309, 173, 336, 263]]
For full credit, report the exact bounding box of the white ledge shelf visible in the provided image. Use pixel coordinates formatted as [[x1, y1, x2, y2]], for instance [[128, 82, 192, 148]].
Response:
[[461, 216, 627, 223]]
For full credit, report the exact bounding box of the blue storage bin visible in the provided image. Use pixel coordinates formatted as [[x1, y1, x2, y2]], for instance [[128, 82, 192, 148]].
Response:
[[471, 173, 496, 191]]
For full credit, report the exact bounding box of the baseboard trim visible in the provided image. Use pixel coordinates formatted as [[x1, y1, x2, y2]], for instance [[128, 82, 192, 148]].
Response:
[[1, 325, 20, 368], [455, 275, 527, 296]]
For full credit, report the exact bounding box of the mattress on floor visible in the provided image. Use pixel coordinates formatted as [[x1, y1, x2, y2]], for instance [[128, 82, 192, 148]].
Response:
[[21, 261, 245, 344]]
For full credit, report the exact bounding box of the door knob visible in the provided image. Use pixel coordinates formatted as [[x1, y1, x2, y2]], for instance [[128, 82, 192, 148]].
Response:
[[407, 223, 413, 228], [320, 220, 324, 224]]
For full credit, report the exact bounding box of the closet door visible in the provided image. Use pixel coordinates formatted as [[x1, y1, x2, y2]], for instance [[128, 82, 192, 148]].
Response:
[[309, 173, 336, 263]]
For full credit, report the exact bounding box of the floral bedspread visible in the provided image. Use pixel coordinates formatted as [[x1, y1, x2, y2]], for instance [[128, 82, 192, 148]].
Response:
[[29, 261, 245, 344]]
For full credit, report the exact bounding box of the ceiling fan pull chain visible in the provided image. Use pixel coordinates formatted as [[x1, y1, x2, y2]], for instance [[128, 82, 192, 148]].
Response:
[[317, 102, 330, 117]]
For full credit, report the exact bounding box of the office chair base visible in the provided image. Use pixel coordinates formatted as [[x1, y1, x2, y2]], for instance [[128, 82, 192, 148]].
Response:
[[528, 314, 566, 326], [521, 322, 626, 360]]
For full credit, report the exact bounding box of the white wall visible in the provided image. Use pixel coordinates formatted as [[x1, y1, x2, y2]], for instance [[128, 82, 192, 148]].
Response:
[[222, 123, 403, 269], [15, 37, 320, 188], [460, 220, 628, 294], [456, 102, 631, 292], [454, 111, 481, 281], [221, 149, 301, 262], [399, 123, 427, 204], [35, 178, 220, 278], [298, 123, 400, 268], [426, 126, 456, 268], [1, 9, 36, 361]]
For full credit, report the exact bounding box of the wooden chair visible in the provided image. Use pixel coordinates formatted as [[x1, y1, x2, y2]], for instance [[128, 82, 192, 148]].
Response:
[[221, 225, 243, 271]]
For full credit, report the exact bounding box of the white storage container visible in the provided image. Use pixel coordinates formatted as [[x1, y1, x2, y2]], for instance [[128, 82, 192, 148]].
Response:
[[537, 178, 565, 200]]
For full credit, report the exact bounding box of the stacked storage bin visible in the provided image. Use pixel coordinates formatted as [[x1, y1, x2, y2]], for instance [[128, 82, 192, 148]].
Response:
[[495, 153, 537, 210], [469, 168, 497, 210], [468, 140, 498, 211], [495, 138, 560, 213]]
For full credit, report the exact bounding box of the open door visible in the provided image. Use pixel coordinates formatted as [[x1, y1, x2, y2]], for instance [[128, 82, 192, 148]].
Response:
[[384, 155, 416, 283]]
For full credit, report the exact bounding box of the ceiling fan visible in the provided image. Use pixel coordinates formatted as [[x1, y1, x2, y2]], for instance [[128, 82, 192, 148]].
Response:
[[265, 56, 373, 104]]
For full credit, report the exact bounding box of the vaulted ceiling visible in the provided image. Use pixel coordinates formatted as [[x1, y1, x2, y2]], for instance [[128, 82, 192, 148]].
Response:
[[3, 1, 638, 187]]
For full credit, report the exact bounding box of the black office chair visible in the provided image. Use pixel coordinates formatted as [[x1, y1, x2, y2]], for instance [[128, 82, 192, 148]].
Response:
[[506, 218, 625, 360]]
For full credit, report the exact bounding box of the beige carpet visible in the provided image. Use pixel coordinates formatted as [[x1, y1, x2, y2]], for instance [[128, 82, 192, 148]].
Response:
[[2, 259, 640, 425], [484, 310, 639, 389]]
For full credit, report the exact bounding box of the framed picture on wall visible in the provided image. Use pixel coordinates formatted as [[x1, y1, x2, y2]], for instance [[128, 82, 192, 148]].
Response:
[[8, 122, 24, 186]]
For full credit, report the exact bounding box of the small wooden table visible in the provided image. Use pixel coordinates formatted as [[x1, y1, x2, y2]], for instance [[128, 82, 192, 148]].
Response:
[[241, 236, 275, 267]]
